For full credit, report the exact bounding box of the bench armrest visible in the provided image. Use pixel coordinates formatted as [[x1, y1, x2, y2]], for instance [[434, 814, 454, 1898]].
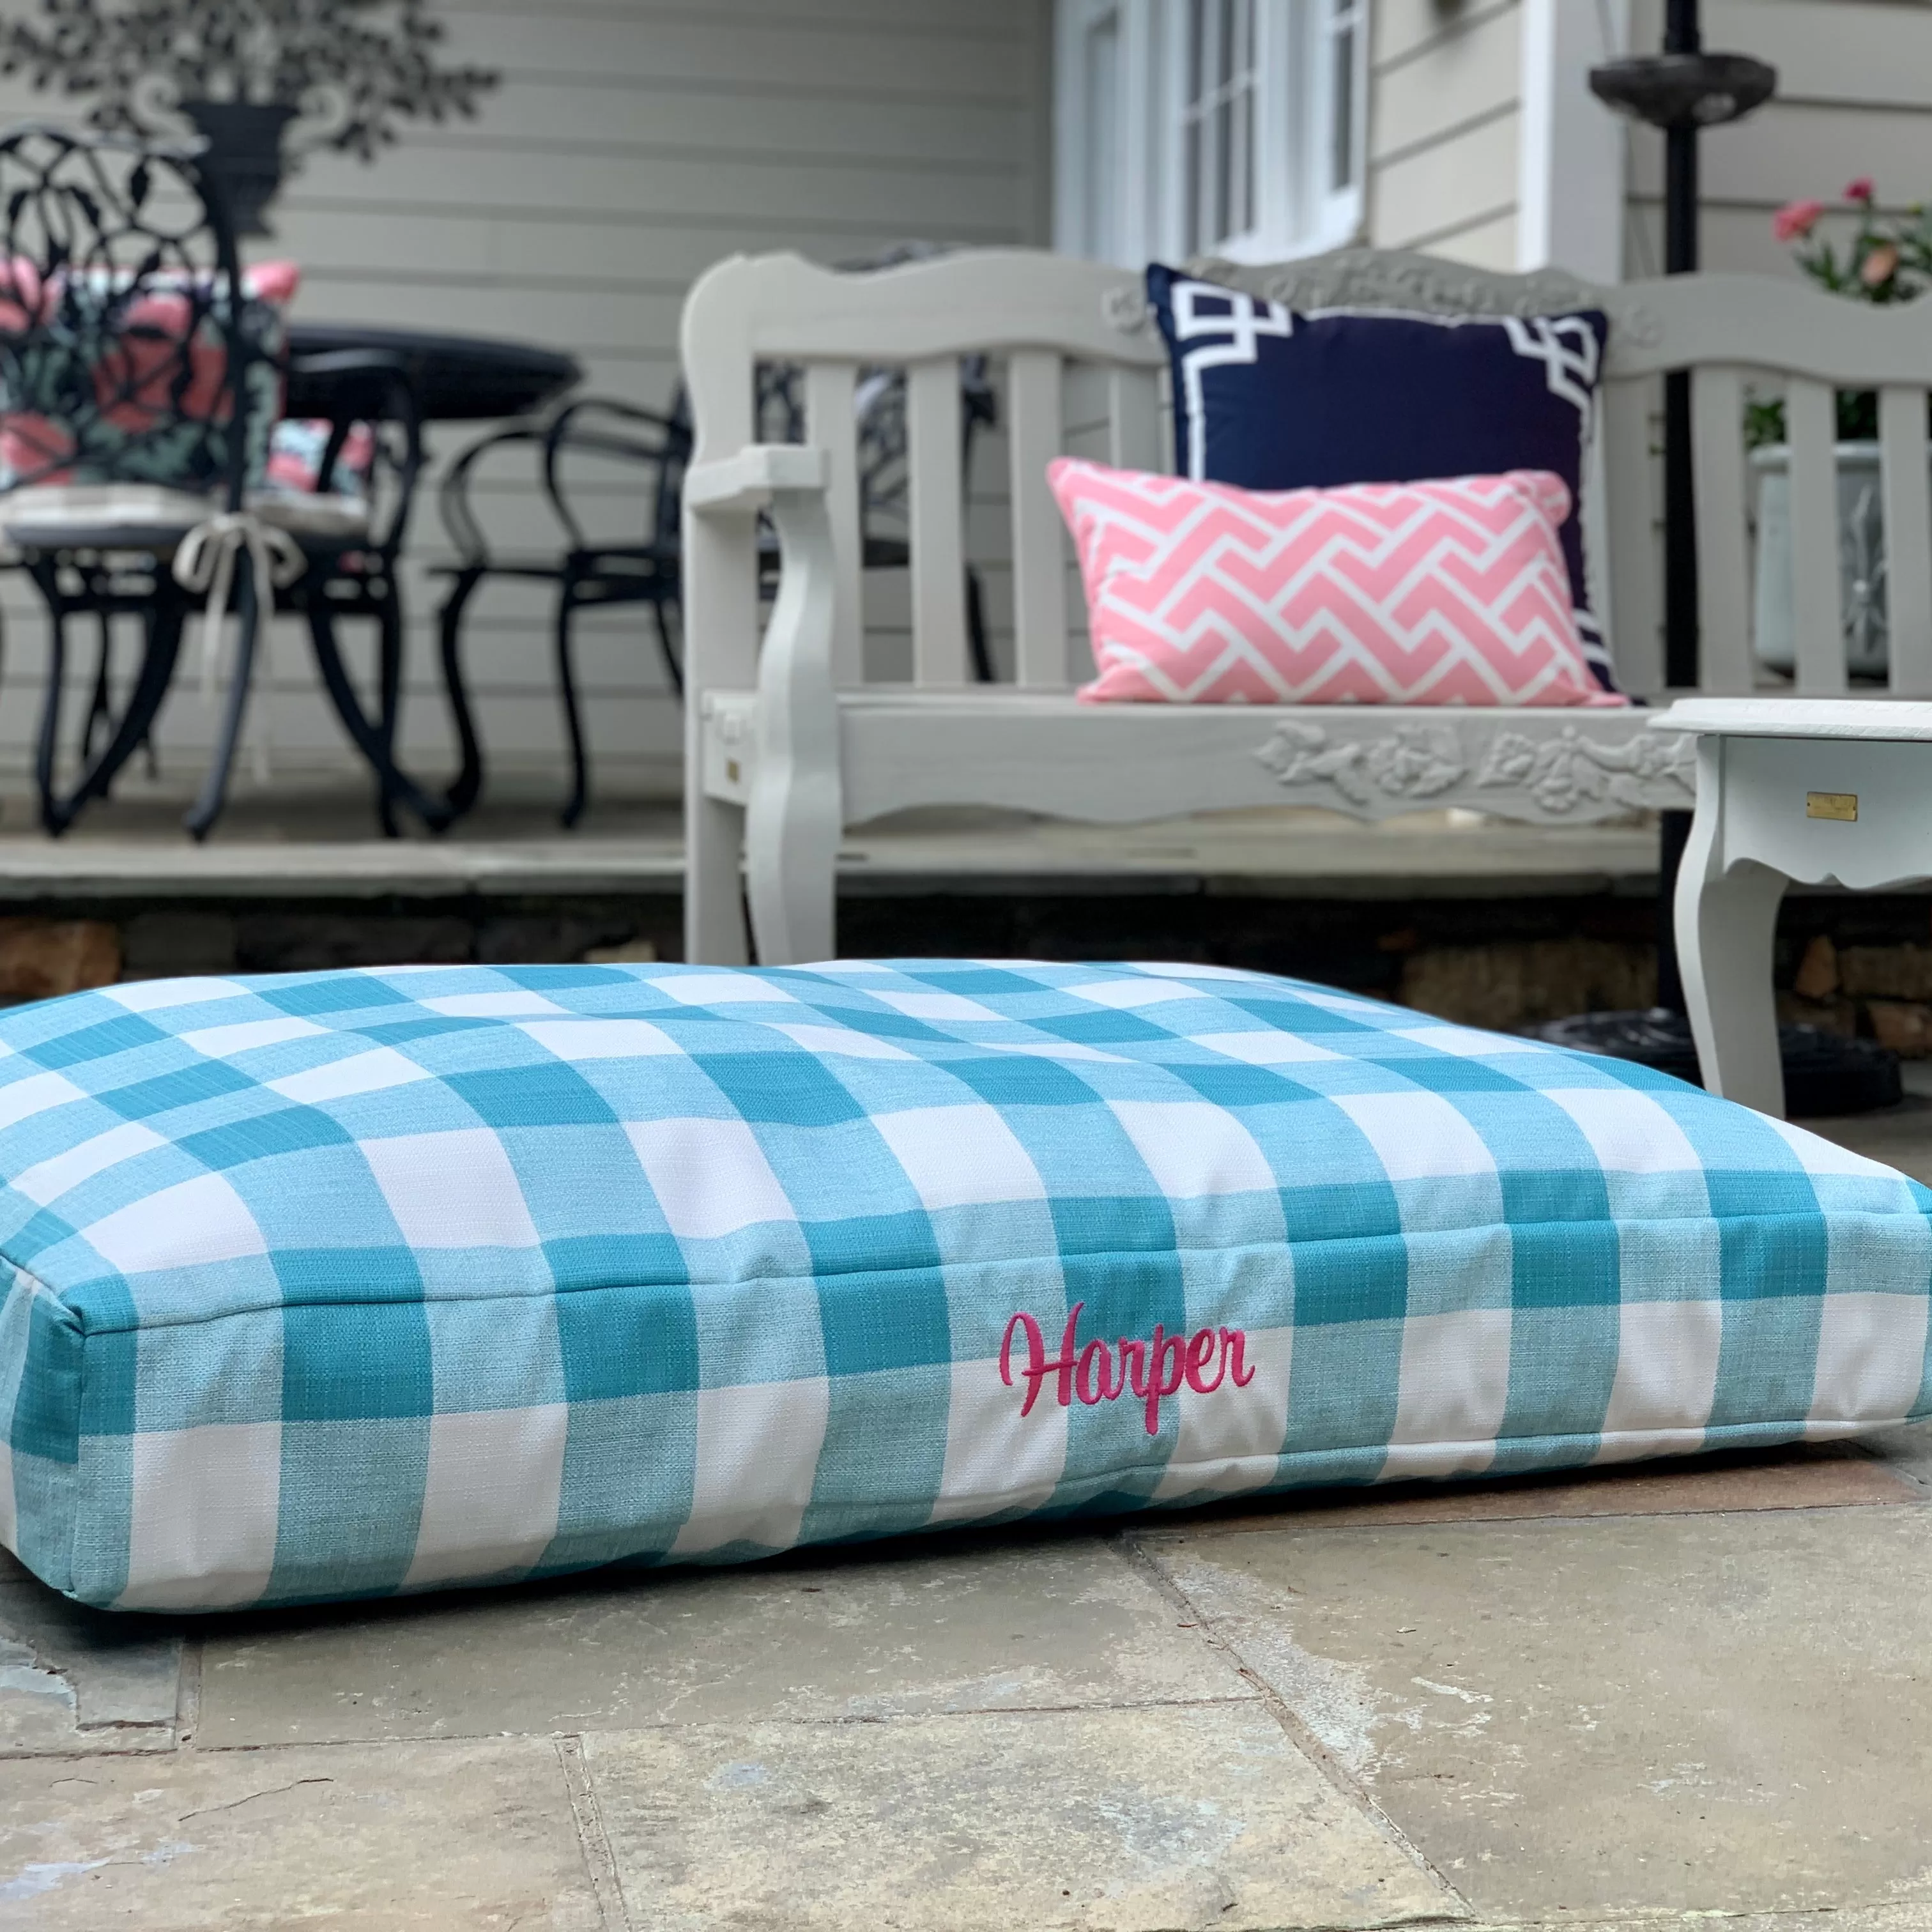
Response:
[[685, 443, 829, 514], [683, 441, 841, 963]]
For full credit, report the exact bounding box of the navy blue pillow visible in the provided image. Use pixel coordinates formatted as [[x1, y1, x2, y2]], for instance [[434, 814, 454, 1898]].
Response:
[[1147, 264, 1616, 693]]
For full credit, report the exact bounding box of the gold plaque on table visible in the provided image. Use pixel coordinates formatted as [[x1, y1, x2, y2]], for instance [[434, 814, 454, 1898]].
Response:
[[1805, 792, 1859, 822]]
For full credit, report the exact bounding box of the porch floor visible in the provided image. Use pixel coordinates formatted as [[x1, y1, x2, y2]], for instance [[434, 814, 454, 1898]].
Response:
[[0, 783, 1662, 900], [5, 1082, 1931, 1929]]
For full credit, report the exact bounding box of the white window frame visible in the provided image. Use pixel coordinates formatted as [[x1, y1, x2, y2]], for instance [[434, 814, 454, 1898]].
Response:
[[1517, 0, 1629, 283], [1166, 0, 1268, 260], [1054, 0, 1367, 268], [1310, 0, 1368, 255], [1054, 0, 1158, 266]]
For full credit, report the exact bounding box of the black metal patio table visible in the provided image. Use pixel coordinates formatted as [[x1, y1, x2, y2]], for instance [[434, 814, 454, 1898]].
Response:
[[273, 325, 585, 832], [285, 324, 582, 424]]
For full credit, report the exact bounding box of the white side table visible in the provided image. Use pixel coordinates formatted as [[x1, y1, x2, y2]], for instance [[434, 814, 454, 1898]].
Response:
[[1652, 698, 1932, 1117]]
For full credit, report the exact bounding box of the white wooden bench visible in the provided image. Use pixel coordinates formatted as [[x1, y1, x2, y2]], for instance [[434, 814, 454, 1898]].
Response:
[[678, 246, 1932, 967]]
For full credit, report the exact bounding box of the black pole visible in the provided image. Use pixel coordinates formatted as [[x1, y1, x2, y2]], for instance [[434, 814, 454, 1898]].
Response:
[[1660, 0, 1700, 691], [1653, 804, 1692, 1011], [1555, 14, 1894, 1102], [1655, 0, 1702, 1011]]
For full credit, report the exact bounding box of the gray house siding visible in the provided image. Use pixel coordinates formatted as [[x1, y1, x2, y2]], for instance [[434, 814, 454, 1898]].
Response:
[[0, 0, 1052, 804], [1627, 0, 1932, 281], [1367, 0, 1523, 269]]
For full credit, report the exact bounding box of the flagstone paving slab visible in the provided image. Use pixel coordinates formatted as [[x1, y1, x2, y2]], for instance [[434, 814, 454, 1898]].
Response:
[[583, 1704, 1455, 1932], [194, 1535, 1254, 1749], [1868, 1418, 1932, 1491], [1136, 1505, 1932, 1922], [1171, 1441, 1920, 1535], [0, 1737, 602, 1929], [0, 1555, 178, 1756]]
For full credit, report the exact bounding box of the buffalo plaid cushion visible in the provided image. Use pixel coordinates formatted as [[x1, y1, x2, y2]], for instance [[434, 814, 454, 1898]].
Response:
[[4, 960, 1928, 1611]]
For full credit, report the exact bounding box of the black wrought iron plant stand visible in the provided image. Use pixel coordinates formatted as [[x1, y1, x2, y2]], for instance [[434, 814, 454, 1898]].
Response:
[[0, 0, 498, 236]]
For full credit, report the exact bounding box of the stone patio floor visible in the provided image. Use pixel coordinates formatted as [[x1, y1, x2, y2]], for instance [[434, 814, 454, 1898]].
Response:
[[6, 1081, 1932, 1929]]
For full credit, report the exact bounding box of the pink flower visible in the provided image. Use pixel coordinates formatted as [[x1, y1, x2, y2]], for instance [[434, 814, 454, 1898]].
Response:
[[1846, 176, 1876, 204], [1863, 242, 1900, 288], [1774, 199, 1826, 242]]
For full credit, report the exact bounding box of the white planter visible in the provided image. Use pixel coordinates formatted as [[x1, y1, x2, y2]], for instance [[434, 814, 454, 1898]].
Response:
[[1752, 440, 1890, 679]]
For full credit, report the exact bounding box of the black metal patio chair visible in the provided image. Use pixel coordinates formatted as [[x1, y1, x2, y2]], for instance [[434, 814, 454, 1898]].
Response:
[[431, 392, 689, 827], [0, 122, 449, 838], [430, 255, 999, 829]]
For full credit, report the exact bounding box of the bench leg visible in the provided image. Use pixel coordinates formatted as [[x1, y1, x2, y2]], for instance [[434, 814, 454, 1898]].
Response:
[[436, 565, 488, 819], [1675, 787, 1789, 1117], [686, 794, 751, 966], [746, 787, 836, 967]]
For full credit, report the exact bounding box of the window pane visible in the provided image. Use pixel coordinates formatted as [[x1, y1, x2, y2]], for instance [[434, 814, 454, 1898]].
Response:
[[1330, 14, 1356, 191], [1082, 12, 1121, 260], [1214, 97, 1232, 243], [1184, 119, 1202, 254], [1230, 81, 1250, 237], [1236, 0, 1257, 238], [1181, 0, 1258, 252]]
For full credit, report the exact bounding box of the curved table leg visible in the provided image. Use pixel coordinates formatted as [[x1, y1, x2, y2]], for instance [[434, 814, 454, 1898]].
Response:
[[305, 597, 454, 835], [437, 567, 487, 820], [650, 593, 682, 698], [31, 566, 70, 835], [1675, 769, 1790, 1117], [556, 585, 588, 829], [82, 610, 112, 767], [184, 562, 263, 843], [374, 589, 404, 840], [966, 564, 993, 684], [38, 578, 188, 837]]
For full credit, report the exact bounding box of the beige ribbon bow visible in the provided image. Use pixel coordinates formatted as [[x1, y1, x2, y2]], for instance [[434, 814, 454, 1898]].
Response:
[[171, 512, 309, 703]]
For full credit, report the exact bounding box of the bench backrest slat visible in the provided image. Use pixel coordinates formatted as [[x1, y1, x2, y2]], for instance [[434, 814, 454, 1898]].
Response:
[[1690, 366, 1755, 696], [1881, 382, 1932, 697], [1785, 376, 1847, 696], [1599, 378, 1662, 698], [1107, 364, 1165, 471], [802, 361, 864, 687], [907, 356, 970, 686], [1007, 348, 1070, 689]]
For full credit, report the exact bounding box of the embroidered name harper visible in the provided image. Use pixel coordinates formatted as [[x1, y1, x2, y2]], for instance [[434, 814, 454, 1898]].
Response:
[[1000, 1304, 1255, 1436]]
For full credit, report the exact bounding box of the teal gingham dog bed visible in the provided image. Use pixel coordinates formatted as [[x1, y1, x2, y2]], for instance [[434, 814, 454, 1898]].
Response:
[[3, 959, 1928, 1611]]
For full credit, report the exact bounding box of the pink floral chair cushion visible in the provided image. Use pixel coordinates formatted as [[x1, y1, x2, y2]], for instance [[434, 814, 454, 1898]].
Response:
[[0, 258, 300, 494], [266, 417, 378, 502]]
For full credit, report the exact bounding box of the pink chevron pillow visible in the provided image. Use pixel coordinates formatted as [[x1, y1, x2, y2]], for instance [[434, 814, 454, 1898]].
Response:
[[1050, 458, 1627, 709]]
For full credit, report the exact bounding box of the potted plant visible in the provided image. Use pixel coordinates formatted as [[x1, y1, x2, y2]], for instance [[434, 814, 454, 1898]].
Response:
[[0, 0, 498, 236], [1752, 180, 1932, 678]]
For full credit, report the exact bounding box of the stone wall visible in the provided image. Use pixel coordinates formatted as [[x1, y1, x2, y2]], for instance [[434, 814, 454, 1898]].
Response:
[[1779, 935, 1932, 1059], [8, 889, 1932, 1062]]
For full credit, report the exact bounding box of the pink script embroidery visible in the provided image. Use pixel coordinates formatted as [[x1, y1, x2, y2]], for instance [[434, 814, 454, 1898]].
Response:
[[999, 1302, 1255, 1437]]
